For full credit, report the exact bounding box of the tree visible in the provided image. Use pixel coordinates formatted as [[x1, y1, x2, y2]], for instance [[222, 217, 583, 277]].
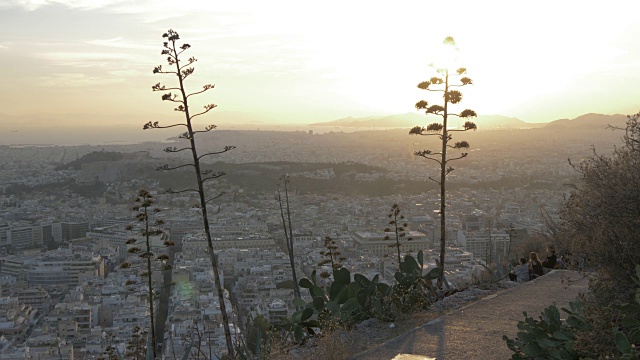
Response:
[[561, 112, 640, 303], [383, 203, 412, 270], [276, 174, 301, 300], [143, 29, 236, 357], [122, 189, 173, 359], [410, 36, 477, 288]]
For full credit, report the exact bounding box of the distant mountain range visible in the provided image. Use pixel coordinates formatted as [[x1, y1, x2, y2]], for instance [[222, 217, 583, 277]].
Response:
[[544, 113, 628, 129], [308, 112, 629, 130]]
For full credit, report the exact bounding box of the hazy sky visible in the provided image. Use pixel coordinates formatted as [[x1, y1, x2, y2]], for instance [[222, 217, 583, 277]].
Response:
[[1, 0, 639, 129]]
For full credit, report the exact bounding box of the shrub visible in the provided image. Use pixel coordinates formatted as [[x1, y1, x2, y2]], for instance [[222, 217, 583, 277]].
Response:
[[282, 250, 440, 343], [503, 301, 591, 359]]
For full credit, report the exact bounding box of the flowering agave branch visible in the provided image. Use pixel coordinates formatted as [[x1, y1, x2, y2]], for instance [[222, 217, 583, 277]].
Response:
[[120, 190, 174, 359], [317, 236, 346, 280], [144, 29, 235, 357], [409, 36, 477, 289], [277, 174, 301, 300], [384, 204, 412, 270]]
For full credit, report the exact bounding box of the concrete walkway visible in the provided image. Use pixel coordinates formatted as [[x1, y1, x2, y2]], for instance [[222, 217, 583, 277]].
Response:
[[352, 270, 589, 360]]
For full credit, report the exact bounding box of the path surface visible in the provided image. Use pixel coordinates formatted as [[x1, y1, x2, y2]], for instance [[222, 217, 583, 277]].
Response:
[[352, 270, 589, 360]]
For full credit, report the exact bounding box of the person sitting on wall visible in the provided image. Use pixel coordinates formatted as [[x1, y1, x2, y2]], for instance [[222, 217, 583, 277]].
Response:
[[542, 244, 557, 269], [529, 252, 544, 279], [509, 257, 530, 283]]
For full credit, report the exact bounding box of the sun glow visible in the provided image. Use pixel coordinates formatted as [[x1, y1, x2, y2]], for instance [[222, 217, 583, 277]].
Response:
[[0, 0, 639, 124]]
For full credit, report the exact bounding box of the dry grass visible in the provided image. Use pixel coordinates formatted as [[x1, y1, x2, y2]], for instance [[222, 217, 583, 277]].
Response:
[[271, 311, 440, 360]]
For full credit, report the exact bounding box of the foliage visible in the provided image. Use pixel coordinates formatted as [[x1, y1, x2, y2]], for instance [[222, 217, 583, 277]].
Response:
[[410, 36, 477, 288], [245, 315, 271, 358], [611, 266, 640, 358], [145, 29, 236, 357], [575, 265, 640, 358], [503, 302, 591, 360], [55, 151, 124, 170], [384, 203, 412, 268], [393, 249, 440, 312], [504, 265, 640, 359], [277, 174, 301, 300], [317, 236, 346, 279], [560, 112, 640, 304], [121, 189, 171, 359], [124, 325, 148, 359], [283, 250, 440, 343], [97, 344, 121, 360], [542, 112, 640, 358]]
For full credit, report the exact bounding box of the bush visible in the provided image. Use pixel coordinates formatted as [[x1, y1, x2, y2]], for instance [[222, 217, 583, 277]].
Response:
[[281, 250, 440, 343], [503, 301, 591, 360], [504, 265, 640, 359], [560, 113, 640, 303]]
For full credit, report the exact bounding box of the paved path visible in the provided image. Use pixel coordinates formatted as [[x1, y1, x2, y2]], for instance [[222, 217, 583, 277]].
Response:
[[352, 270, 589, 360]]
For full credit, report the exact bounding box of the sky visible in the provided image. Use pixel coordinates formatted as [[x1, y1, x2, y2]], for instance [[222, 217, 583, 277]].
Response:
[[1, 0, 639, 134]]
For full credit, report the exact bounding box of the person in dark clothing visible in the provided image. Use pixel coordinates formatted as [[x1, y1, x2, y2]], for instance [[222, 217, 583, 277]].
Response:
[[529, 252, 544, 279], [543, 244, 557, 269]]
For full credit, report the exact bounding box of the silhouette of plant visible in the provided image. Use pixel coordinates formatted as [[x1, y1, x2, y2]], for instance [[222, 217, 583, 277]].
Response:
[[277, 174, 301, 300], [124, 325, 148, 359], [144, 29, 236, 357], [120, 189, 172, 359], [383, 203, 412, 270], [318, 236, 346, 279], [410, 36, 477, 288], [285, 250, 440, 342]]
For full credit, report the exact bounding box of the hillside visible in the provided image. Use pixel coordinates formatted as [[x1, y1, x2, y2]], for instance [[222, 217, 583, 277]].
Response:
[[55, 151, 124, 170], [309, 113, 545, 129], [544, 113, 628, 129]]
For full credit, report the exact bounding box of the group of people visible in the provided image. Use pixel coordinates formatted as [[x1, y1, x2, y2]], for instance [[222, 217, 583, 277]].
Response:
[[509, 245, 564, 283]]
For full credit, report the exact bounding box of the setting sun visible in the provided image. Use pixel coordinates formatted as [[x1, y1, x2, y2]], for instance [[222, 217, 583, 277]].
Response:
[[0, 0, 638, 128]]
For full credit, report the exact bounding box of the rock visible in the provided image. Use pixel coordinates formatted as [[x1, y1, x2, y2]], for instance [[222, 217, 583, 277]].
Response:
[[355, 318, 379, 330], [303, 337, 318, 348]]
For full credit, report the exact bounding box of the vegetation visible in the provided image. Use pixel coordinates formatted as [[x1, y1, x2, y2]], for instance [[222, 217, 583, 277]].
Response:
[[121, 190, 173, 359], [504, 265, 640, 359], [383, 203, 412, 269], [504, 113, 640, 358], [143, 29, 236, 357], [282, 250, 440, 343], [409, 36, 477, 288], [277, 174, 301, 300], [561, 112, 640, 304], [317, 236, 346, 279], [503, 301, 591, 359], [55, 150, 123, 170]]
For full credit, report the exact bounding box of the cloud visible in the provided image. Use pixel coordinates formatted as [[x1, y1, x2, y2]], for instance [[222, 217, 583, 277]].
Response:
[[35, 50, 153, 68], [37, 72, 126, 87], [87, 37, 156, 50], [3, 0, 127, 11]]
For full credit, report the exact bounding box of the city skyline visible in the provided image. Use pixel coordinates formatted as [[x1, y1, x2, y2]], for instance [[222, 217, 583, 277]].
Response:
[[1, 1, 639, 133]]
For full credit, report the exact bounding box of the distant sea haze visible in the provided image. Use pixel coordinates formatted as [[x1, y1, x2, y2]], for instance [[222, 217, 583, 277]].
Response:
[[0, 124, 387, 146], [0, 113, 627, 146]]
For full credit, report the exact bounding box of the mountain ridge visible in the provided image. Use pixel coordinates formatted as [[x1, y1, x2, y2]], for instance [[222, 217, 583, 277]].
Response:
[[309, 112, 628, 130]]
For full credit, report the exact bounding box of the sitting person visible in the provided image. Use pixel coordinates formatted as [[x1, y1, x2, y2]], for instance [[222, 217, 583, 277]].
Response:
[[555, 254, 566, 269], [542, 244, 557, 269], [529, 252, 544, 279], [509, 257, 530, 283]]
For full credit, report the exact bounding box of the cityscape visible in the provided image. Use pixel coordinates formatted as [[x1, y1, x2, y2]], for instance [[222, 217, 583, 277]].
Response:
[[0, 113, 627, 358], [2, 1, 639, 358]]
